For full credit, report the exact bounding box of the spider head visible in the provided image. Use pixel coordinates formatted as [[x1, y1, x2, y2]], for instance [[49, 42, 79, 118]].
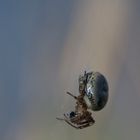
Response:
[[65, 111, 77, 119]]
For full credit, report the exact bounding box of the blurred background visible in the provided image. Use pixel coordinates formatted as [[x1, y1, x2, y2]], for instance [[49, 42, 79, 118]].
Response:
[[0, 0, 140, 140]]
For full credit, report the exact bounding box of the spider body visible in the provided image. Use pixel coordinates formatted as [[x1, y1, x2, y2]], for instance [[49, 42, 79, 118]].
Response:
[[57, 71, 109, 129]]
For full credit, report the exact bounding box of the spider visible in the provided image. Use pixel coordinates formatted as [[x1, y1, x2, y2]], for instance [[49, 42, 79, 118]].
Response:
[[56, 71, 109, 129]]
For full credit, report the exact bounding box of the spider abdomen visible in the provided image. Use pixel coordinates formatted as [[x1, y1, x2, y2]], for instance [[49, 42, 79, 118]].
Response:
[[84, 72, 109, 111]]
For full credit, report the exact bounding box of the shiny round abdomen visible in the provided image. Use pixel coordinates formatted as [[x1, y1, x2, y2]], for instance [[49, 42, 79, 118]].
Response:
[[84, 72, 109, 111]]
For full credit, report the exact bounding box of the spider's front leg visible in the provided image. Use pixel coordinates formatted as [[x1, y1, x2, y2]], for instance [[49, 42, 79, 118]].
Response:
[[56, 117, 65, 121]]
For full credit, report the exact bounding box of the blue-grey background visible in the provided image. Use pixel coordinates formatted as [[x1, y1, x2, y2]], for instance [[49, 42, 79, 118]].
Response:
[[0, 1, 140, 140]]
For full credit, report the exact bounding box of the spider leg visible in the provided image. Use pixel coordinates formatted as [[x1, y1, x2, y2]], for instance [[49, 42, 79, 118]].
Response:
[[66, 92, 78, 100], [78, 114, 95, 129], [56, 115, 79, 129], [64, 119, 80, 129], [56, 117, 65, 121], [64, 115, 94, 129], [63, 113, 95, 129], [76, 122, 94, 129], [63, 114, 81, 129]]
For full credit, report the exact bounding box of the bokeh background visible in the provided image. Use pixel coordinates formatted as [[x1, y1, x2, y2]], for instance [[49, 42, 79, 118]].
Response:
[[0, 0, 140, 140]]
